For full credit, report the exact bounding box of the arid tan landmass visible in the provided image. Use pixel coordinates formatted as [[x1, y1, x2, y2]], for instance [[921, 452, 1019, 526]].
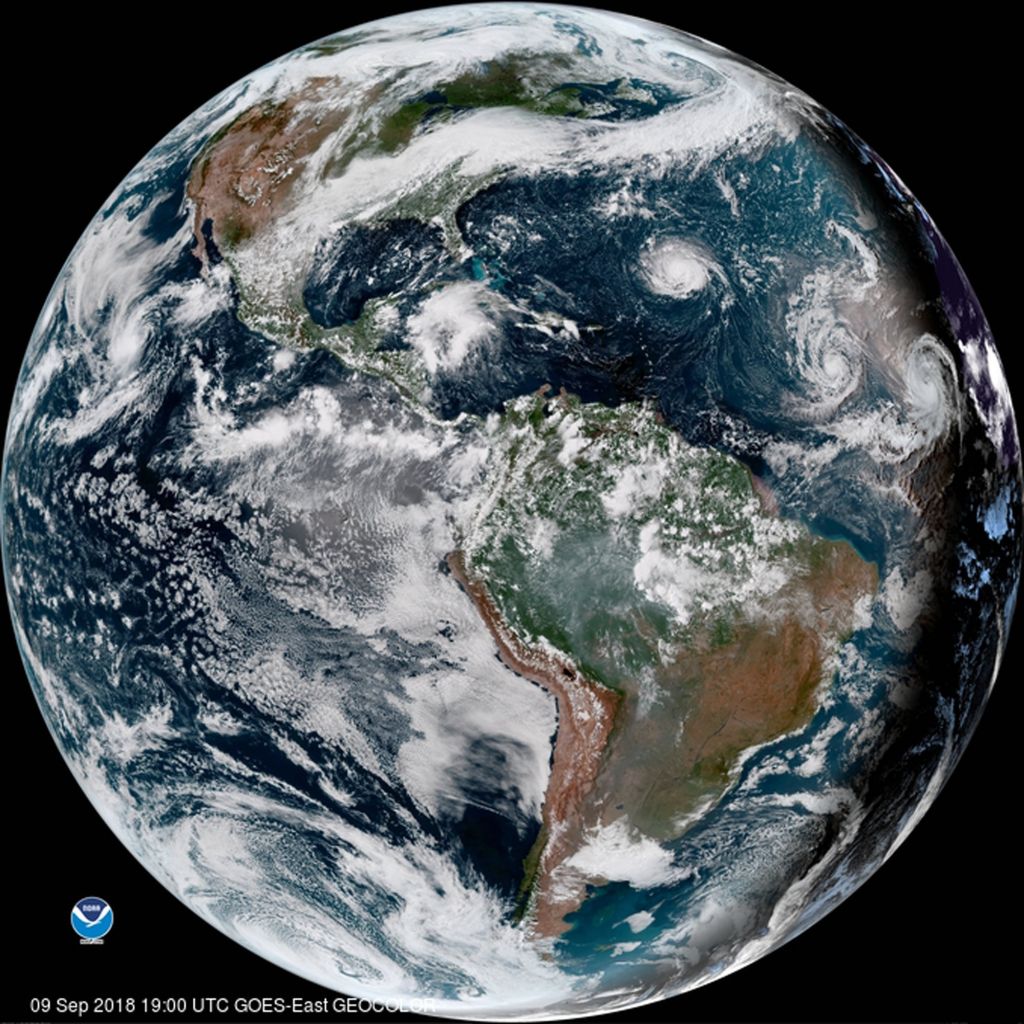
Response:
[[187, 79, 347, 258], [447, 550, 620, 938], [600, 539, 877, 840]]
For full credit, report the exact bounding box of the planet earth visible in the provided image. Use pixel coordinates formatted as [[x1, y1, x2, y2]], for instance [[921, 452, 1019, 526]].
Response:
[[3, 4, 1020, 1019]]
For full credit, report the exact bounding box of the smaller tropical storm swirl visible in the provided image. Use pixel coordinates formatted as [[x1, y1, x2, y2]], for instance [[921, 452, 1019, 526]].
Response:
[[3, 5, 1019, 1020]]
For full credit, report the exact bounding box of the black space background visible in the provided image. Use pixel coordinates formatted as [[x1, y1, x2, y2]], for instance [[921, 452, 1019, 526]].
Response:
[[3, 6, 1019, 1023]]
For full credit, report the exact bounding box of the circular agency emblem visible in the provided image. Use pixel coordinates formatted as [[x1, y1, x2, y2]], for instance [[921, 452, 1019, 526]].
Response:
[[71, 897, 113, 942]]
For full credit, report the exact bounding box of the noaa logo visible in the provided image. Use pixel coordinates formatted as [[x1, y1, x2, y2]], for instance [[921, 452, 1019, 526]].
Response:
[[71, 897, 113, 943]]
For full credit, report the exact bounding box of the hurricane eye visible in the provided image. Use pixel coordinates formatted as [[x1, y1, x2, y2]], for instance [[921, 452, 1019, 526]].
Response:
[[639, 238, 714, 298]]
